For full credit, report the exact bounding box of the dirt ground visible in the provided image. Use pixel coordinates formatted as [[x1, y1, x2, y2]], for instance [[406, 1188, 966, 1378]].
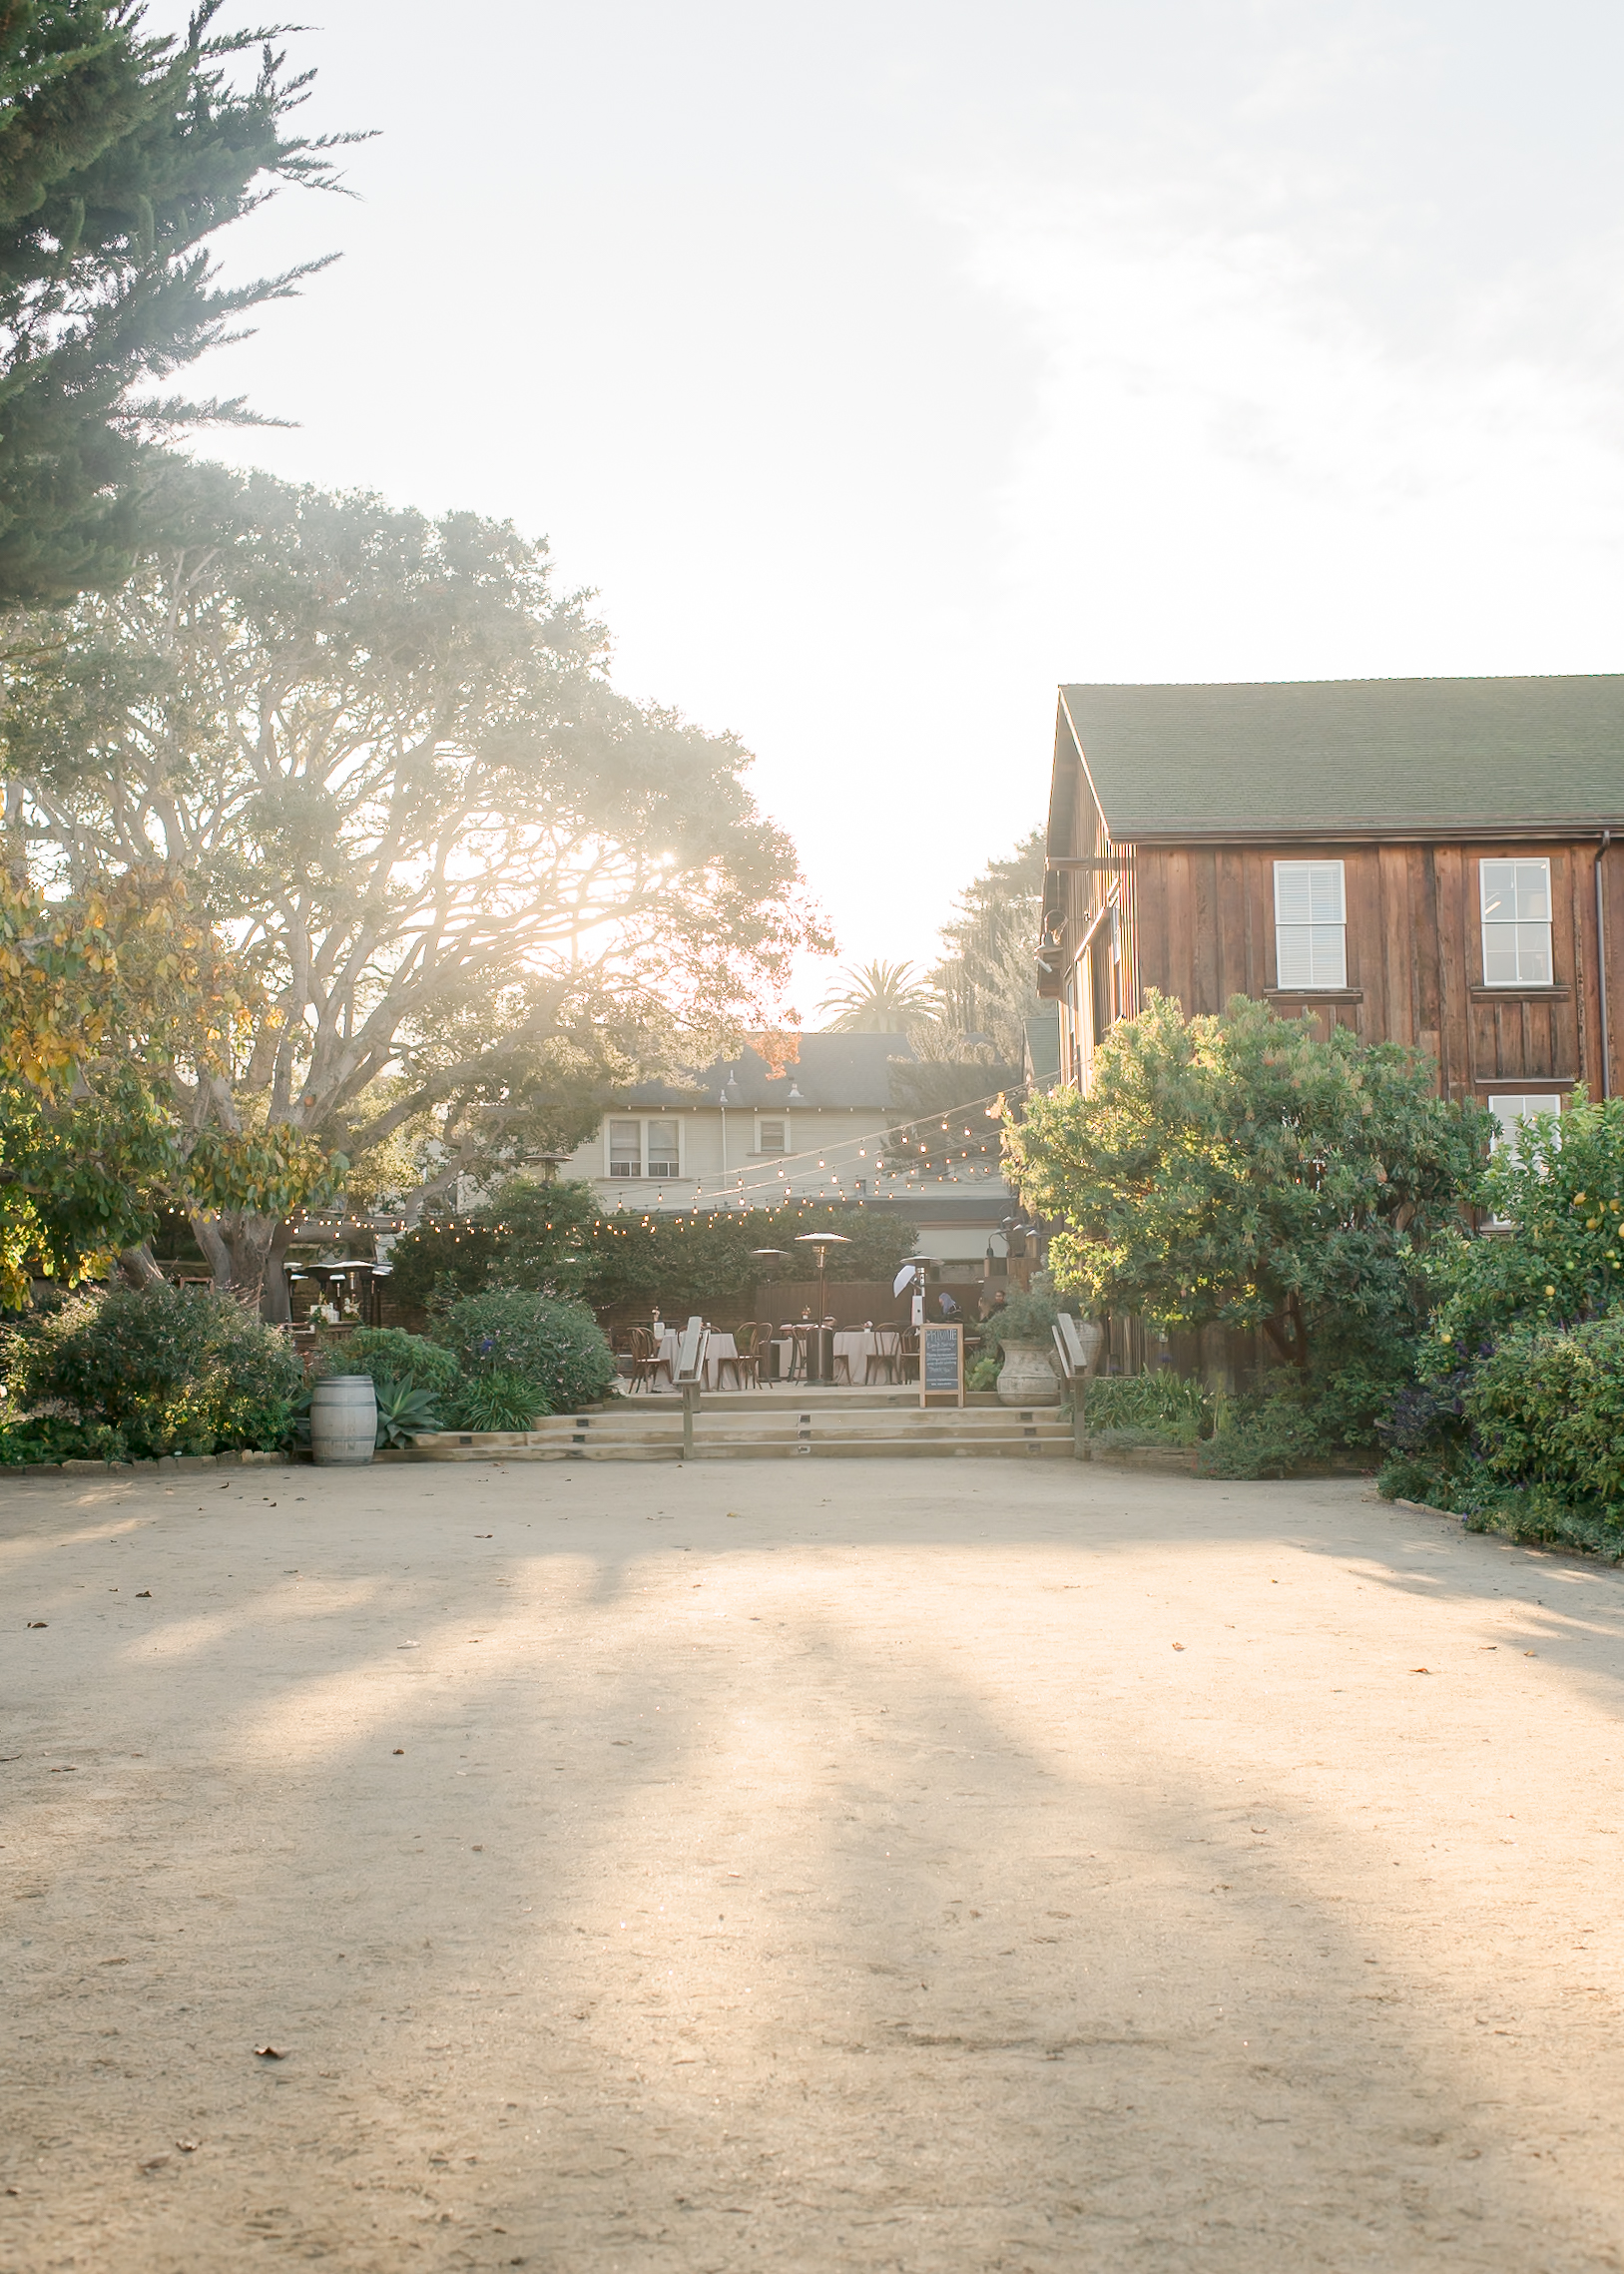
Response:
[[4, 1458, 1624, 2274]]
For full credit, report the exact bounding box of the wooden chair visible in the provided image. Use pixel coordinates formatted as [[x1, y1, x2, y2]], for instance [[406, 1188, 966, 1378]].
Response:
[[898, 1327, 919, 1383], [732, 1324, 763, 1390], [870, 1325, 902, 1385], [630, 1326, 672, 1393]]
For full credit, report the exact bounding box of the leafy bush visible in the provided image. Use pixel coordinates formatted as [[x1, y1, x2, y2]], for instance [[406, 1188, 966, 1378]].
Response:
[[432, 1290, 616, 1415], [979, 1284, 1080, 1348], [1458, 1483, 1624, 1561], [450, 1371, 549, 1432], [1084, 1372, 1213, 1445], [1196, 1349, 1396, 1478], [1463, 1317, 1624, 1507], [380, 1219, 516, 1311], [0, 1413, 125, 1466], [1011, 991, 1486, 1370], [1422, 1095, 1624, 1359], [3, 1283, 301, 1457], [314, 1328, 460, 1402], [965, 1352, 1001, 1393], [387, 1190, 918, 1318], [1382, 1095, 1624, 1518]]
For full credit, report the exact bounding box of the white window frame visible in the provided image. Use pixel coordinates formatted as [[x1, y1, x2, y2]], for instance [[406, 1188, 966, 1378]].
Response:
[[1486, 1093, 1563, 1159], [1274, 859, 1348, 990], [1479, 857, 1554, 987], [605, 1117, 642, 1180], [602, 1114, 685, 1181], [755, 1113, 790, 1156]]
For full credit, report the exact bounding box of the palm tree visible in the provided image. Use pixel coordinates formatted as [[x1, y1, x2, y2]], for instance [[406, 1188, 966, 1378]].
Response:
[[816, 959, 939, 1034]]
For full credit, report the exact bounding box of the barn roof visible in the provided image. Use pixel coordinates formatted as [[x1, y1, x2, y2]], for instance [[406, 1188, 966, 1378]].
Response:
[[1056, 675, 1624, 841]]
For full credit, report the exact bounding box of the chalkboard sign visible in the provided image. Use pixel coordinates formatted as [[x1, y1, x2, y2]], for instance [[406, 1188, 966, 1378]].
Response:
[[920, 1321, 964, 1407]]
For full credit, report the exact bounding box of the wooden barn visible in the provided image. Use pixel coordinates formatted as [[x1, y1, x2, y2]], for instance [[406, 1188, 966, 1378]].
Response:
[[1039, 675, 1624, 1137]]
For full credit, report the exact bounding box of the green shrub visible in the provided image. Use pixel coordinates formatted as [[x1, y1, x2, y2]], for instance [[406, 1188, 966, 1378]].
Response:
[[1463, 1316, 1624, 1507], [1422, 1094, 1624, 1360], [965, 1352, 1001, 1393], [1458, 1482, 1624, 1561], [388, 1192, 918, 1317], [3, 1283, 301, 1457], [450, 1371, 549, 1432], [1375, 1451, 1460, 1507], [0, 1413, 125, 1466], [314, 1328, 460, 1402], [432, 1290, 616, 1415], [1196, 1351, 1397, 1478], [1083, 1372, 1213, 1445], [377, 1219, 509, 1311], [979, 1284, 1079, 1349]]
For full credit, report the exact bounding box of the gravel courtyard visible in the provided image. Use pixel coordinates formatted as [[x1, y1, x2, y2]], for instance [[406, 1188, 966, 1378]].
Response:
[[5, 1458, 1624, 2273]]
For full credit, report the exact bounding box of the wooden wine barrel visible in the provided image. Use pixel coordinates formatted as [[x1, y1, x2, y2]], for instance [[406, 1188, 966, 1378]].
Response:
[[310, 1375, 376, 1465]]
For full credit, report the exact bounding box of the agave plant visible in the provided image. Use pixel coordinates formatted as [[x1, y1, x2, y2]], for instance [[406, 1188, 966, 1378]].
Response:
[[372, 1376, 445, 1448], [450, 1370, 549, 1433]]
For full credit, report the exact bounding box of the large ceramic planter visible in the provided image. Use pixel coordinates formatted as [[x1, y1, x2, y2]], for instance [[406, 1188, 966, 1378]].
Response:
[[996, 1340, 1061, 1407], [311, 1374, 376, 1464]]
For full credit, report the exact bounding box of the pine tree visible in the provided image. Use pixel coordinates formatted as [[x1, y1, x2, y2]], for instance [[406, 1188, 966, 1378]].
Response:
[[0, 0, 351, 608]]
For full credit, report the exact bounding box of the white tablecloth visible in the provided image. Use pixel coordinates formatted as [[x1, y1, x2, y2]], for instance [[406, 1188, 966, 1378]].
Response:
[[831, 1329, 904, 1383], [703, 1332, 739, 1390], [651, 1328, 741, 1388], [831, 1329, 875, 1383]]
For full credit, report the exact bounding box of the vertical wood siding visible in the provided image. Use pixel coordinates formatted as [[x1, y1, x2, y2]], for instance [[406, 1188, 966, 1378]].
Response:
[[1120, 839, 1621, 1098]]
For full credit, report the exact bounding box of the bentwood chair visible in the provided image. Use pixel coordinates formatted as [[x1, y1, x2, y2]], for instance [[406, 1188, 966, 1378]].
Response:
[[870, 1325, 902, 1386], [732, 1324, 763, 1390], [630, 1327, 673, 1393]]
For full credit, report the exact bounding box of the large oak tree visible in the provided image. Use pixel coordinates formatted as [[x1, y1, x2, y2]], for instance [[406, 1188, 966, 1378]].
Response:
[[4, 464, 824, 1309]]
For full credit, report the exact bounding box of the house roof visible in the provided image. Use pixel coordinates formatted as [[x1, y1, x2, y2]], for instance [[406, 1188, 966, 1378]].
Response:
[[617, 1032, 912, 1112], [1057, 676, 1624, 840]]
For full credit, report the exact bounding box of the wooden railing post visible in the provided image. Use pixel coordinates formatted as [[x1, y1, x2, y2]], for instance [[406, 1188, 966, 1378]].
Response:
[[1054, 1316, 1092, 1460], [677, 1315, 708, 1462]]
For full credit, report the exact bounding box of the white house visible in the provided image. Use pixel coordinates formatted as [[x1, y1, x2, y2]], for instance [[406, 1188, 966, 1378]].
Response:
[[555, 1034, 1015, 1274]]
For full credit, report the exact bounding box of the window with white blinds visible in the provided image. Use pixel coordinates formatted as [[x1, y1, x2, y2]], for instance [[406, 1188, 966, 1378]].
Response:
[[606, 1116, 682, 1180], [1274, 859, 1347, 989], [1487, 1093, 1563, 1155], [1480, 858, 1553, 986]]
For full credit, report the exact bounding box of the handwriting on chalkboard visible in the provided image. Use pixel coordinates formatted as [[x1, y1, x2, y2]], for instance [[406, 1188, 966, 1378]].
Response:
[[920, 1322, 963, 1404]]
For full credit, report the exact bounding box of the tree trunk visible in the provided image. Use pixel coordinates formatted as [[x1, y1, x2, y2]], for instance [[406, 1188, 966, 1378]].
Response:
[[260, 1220, 296, 1324], [221, 1211, 283, 1319], [118, 1243, 168, 1291], [188, 1208, 233, 1295]]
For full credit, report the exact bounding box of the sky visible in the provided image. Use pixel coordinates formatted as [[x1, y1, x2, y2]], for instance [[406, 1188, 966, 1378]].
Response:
[[182, 0, 1624, 1021]]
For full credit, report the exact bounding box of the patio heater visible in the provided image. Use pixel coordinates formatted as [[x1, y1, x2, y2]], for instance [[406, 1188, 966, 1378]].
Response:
[[752, 1248, 787, 1382], [795, 1231, 850, 1381]]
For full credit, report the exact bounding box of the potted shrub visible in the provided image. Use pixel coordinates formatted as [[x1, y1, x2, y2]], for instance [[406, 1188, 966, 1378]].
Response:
[[980, 1285, 1077, 1408]]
